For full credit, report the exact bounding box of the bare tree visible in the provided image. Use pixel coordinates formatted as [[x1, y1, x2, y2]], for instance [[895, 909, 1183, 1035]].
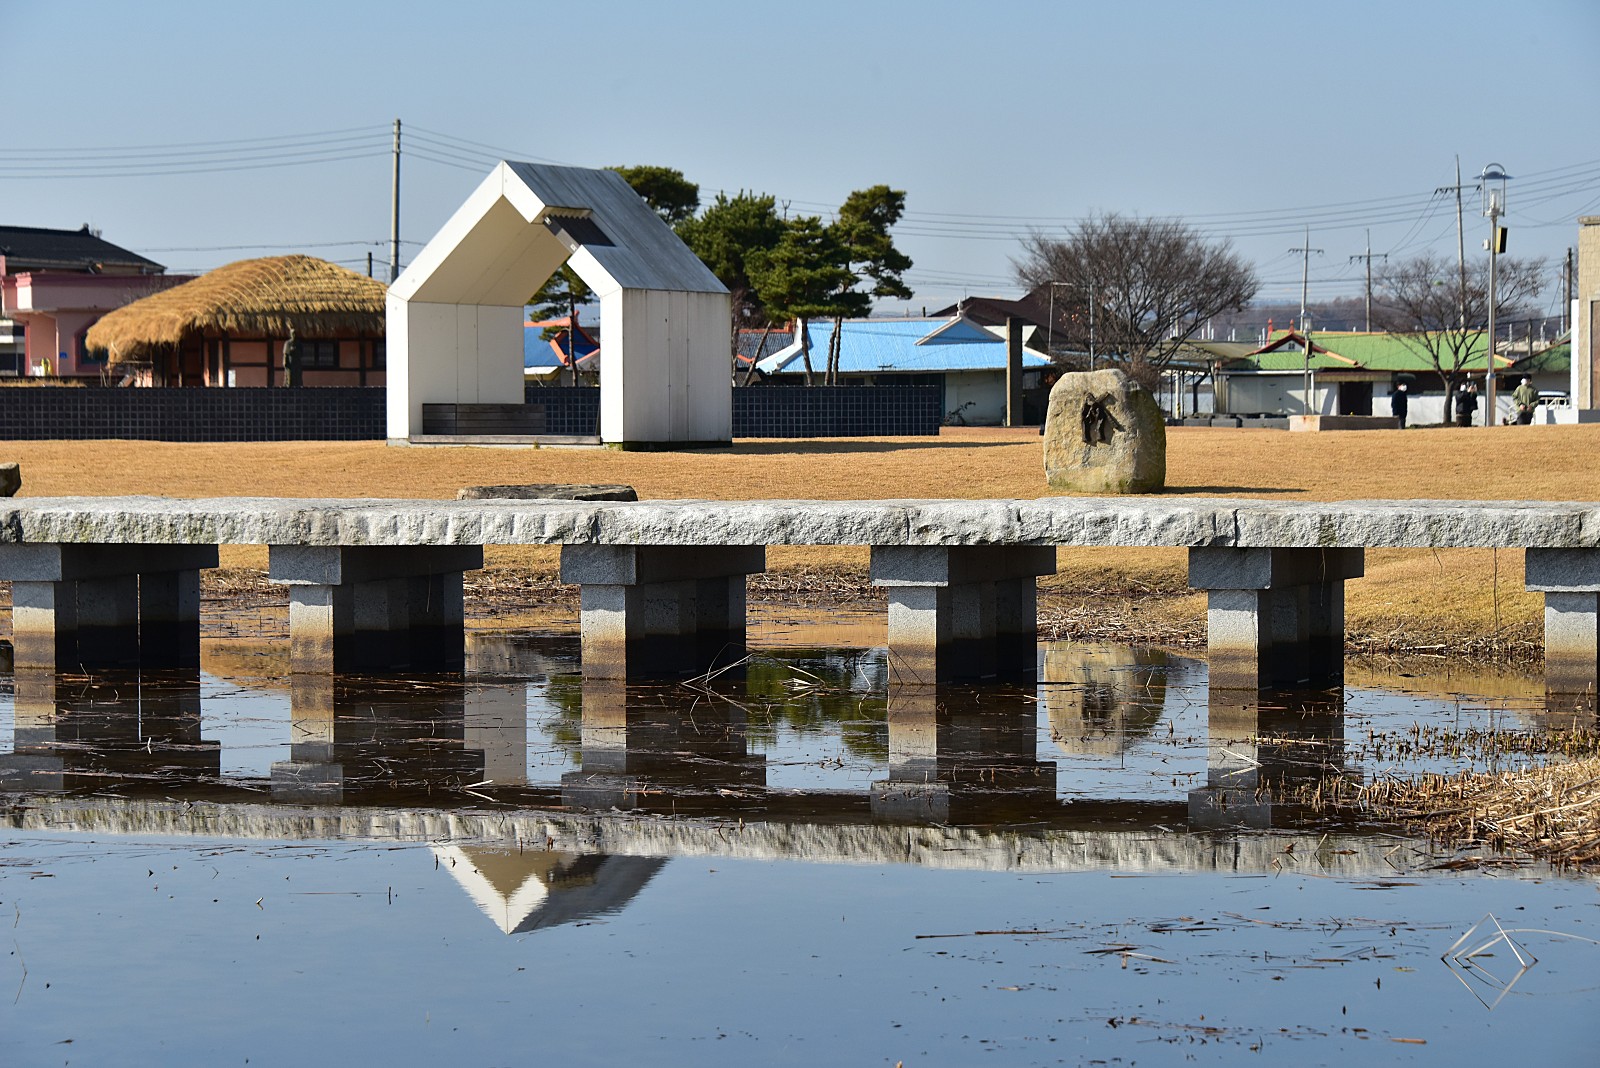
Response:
[[1375, 253, 1546, 419], [1013, 213, 1257, 383]]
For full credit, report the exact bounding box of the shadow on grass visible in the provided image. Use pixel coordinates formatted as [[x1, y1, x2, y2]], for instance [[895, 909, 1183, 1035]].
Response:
[[722, 439, 1022, 455], [1164, 485, 1304, 495]]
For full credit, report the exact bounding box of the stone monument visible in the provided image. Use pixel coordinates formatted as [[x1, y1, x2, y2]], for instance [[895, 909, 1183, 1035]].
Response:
[[1042, 368, 1165, 493]]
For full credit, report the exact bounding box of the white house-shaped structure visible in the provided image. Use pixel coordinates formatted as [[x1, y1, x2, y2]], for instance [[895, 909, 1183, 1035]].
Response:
[[387, 161, 732, 446]]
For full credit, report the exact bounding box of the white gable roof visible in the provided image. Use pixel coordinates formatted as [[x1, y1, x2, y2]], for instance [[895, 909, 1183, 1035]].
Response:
[[391, 161, 725, 307]]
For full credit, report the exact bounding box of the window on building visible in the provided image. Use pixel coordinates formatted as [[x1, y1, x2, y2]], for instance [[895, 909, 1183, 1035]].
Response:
[[300, 339, 339, 369], [371, 340, 385, 369]]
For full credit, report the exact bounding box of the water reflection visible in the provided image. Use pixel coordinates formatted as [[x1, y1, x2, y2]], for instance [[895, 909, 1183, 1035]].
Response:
[[874, 683, 1056, 822], [0, 669, 217, 792], [270, 675, 526, 803], [433, 845, 664, 935], [560, 678, 767, 811], [1190, 690, 1347, 829], [1043, 646, 1170, 757]]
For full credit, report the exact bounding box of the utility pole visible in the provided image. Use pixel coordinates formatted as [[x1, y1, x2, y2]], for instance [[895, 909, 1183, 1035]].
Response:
[[1436, 156, 1472, 330], [1566, 248, 1575, 335], [1481, 165, 1511, 429], [1349, 229, 1387, 332], [1289, 227, 1323, 414], [389, 118, 402, 283]]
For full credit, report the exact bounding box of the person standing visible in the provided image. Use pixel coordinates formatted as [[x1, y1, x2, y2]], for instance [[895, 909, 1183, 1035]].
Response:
[[1390, 382, 1409, 429], [1512, 375, 1538, 425], [1455, 380, 1479, 427]]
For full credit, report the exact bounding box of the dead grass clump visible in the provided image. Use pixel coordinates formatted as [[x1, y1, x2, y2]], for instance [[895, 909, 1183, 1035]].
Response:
[[1311, 755, 1600, 870]]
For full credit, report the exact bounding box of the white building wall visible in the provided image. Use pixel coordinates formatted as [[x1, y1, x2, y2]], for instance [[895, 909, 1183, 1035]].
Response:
[[387, 297, 525, 439], [941, 370, 1006, 425], [1218, 375, 1335, 416], [601, 287, 731, 445]]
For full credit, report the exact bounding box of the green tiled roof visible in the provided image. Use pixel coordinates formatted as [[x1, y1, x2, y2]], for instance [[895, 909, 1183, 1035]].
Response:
[[1514, 342, 1569, 374], [1224, 331, 1506, 372]]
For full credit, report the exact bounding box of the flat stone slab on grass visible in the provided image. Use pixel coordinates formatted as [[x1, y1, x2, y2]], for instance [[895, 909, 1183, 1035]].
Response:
[[458, 484, 638, 501]]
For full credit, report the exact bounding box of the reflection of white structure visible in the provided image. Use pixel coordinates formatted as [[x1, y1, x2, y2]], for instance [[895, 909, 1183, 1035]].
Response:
[[433, 845, 665, 934], [387, 162, 731, 447]]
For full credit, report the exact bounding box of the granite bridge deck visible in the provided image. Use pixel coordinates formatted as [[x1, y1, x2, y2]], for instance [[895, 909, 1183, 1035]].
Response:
[[0, 496, 1596, 694]]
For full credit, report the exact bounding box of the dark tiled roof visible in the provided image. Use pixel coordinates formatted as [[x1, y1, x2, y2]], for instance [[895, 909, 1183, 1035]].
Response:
[[0, 225, 164, 274], [736, 328, 794, 362], [927, 294, 1050, 330]]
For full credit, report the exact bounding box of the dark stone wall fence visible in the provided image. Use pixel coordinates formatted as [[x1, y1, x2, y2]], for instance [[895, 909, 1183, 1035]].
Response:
[[0, 387, 386, 442], [0, 384, 942, 441]]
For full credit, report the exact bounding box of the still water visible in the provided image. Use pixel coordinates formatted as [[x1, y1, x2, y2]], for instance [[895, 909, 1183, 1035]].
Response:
[[1, 628, 1596, 1066]]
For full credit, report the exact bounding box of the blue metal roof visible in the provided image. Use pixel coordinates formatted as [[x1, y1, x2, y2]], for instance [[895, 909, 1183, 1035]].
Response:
[[524, 321, 599, 369], [756, 318, 1052, 375]]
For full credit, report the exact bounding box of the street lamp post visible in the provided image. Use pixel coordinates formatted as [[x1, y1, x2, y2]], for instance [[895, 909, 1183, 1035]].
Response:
[[1482, 164, 1511, 428]]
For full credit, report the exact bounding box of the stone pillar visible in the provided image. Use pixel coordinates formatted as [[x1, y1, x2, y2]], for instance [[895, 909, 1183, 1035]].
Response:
[[268, 545, 482, 673], [0, 544, 219, 671], [1524, 548, 1600, 700], [870, 545, 1056, 684], [560, 544, 765, 680], [1188, 547, 1363, 691]]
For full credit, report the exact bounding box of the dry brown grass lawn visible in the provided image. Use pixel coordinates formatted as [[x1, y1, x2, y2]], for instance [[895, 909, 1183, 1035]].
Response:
[[5, 423, 1595, 653]]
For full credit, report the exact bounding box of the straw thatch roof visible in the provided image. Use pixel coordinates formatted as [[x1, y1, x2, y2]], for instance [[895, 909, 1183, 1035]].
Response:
[[86, 255, 386, 364]]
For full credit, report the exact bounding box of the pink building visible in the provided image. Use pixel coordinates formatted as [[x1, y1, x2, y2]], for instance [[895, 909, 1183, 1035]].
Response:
[[0, 225, 189, 378]]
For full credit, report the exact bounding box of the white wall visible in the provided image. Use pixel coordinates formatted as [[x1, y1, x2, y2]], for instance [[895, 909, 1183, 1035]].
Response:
[[941, 370, 1007, 425], [600, 287, 731, 444], [1218, 375, 1334, 416], [387, 295, 525, 439]]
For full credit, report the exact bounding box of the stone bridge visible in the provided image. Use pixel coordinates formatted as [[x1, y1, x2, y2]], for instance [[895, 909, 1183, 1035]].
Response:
[[0, 496, 1595, 694]]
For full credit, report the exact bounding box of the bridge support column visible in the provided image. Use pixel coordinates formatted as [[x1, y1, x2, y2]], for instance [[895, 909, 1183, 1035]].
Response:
[[1188, 547, 1363, 691], [0, 544, 219, 671], [560, 545, 766, 680], [870, 546, 1055, 683], [269, 545, 483, 673], [1525, 549, 1600, 700]]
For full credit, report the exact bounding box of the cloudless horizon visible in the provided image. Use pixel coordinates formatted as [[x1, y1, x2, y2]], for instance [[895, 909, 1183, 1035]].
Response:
[[8, 0, 1598, 324]]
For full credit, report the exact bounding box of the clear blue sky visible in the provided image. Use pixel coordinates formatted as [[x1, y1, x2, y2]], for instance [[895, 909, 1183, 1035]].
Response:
[[8, 0, 1597, 322]]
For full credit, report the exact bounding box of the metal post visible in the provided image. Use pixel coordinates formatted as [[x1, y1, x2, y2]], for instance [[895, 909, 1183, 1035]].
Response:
[[389, 119, 402, 284], [1487, 222, 1499, 426], [1289, 228, 1322, 413]]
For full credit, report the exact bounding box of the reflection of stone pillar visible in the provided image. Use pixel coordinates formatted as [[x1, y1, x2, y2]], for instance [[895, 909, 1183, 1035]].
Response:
[[871, 545, 1055, 683], [1189, 691, 1344, 830], [465, 683, 529, 786], [560, 678, 765, 810], [269, 545, 482, 673], [0, 544, 218, 671], [1525, 549, 1600, 699], [1, 670, 214, 791], [270, 675, 481, 801], [873, 682, 1055, 822], [0, 671, 65, 792], [561, 545, 765, 680], [1041, 646, 1169, 757], [1189, 547, 1363, 690]]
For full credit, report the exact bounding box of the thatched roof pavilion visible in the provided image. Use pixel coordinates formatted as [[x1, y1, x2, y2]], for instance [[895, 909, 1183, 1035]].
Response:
[[85, 255, 388, 386]]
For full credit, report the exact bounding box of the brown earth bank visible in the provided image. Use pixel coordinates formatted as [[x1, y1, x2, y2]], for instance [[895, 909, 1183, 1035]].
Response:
[[0, 424, 1595, 658]]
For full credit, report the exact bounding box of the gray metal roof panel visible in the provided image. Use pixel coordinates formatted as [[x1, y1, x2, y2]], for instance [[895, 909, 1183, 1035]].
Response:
[[504, 162, 726, 294]]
